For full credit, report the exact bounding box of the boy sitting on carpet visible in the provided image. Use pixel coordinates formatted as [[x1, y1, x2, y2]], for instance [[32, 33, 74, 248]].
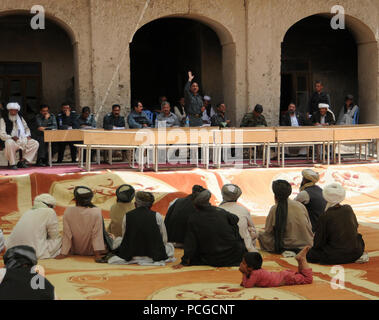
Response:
[[239, 246, 312, 288]]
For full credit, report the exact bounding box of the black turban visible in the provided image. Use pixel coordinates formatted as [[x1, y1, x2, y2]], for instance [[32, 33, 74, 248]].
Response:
[[74, 186, 94, 207], [116, 184, 135, 203], [192, 185, 206, 195], [3, 245, 37, 270], [193, 190, 212, 208], [272, 180, 292, 254]]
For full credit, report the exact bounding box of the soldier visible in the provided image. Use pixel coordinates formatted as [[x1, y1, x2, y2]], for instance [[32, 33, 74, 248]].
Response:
[[240, 104, 268, 127]]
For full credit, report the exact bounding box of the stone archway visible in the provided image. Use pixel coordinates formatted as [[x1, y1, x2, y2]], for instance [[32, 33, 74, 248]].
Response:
[[0, 10, 79, 114], [130, 14, 237, 123], [280, 13, 378, 124]]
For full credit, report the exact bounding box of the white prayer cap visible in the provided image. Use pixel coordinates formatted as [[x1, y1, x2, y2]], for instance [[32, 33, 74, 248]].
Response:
[[204, 96, 211, 101], [6, 103, 21, 111], [323, 183, 346, 211], [302, 169, 320, 183], [318, 103, 329, 109], [34, 194, 56, 207]]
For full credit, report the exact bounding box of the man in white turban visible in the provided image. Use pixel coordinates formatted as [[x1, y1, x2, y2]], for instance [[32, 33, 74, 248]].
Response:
[[306, 183, 365, 265], [0, 103, 39, 169], [219, 184, 258, 252], [295, 169, 326, 232], [5, 194, 62, 259], [311, 103, 336, 126]]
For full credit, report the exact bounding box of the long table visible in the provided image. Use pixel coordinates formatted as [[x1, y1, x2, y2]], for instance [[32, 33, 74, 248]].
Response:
[[44, 125, 379, 171]]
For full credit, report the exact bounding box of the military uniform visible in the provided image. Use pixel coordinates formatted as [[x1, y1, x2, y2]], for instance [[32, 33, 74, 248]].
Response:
[[240, 113, 268, 127]]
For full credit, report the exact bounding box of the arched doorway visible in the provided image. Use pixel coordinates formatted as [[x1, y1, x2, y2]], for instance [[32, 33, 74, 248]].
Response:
[[0, 13, 76, 115], [280, 14, 378, 124], [130, 17, 223, 113]]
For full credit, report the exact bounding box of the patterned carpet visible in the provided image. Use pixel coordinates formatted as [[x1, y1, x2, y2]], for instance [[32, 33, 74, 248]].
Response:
[[1, 164, 378, 300]]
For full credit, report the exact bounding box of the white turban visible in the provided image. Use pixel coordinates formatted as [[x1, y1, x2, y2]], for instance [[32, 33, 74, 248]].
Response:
[[323, 183, 346, 211], [318, 103, 329, 109], [6, 103, 21, 111], [34, 194, 56, 208], [302, 169, 319, 183], [204, 96, 211, 101]]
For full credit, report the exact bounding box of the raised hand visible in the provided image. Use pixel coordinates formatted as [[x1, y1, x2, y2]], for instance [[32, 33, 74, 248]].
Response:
[[188, 71, 195, 82]]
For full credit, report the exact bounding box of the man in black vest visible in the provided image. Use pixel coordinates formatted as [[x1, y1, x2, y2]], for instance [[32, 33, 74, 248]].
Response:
[[308, 81, 331, 119], [0, 103, 39, 169], [115, 191, 174, 262], [0, 245, 56, 300], [294, 169, 327, 232], [164, 185, 206, 247], [280, 102, 309, 127]]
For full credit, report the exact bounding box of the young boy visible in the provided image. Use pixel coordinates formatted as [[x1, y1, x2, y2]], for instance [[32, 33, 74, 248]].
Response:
[[240, 246, 312, 288]]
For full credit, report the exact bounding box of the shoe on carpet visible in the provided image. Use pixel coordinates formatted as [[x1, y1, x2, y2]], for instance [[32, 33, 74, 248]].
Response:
[[9, 165, 18, 170], [36, 159, 47, 167], [17, 161, 28, 168]]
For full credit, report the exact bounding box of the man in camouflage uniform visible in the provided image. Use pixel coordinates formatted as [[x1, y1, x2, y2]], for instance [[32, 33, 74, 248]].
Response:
[[240, 104, 267, 127]]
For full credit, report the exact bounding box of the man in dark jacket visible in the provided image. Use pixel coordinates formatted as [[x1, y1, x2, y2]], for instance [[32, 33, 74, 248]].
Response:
[[56, 103, 80, 163], [165, 185, 206, 247], [103, 104, 126, 130], [174, 189, 245, 268], [280, 103, 309, 127], [308, 81, 331, 117], [312, 103, 336, 126]]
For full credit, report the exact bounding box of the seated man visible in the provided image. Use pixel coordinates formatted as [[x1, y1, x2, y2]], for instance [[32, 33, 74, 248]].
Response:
[[56, 186, 108, 262], [258, 180, 313, 254], [0, 103, 39, 169], [0, 246, 57, 300], [6, 194, 61, 259], [337, 94, 359, 125], [35, 104, 57, 167], [173, 97, 187, 126], [103, 104, 125, 130], [280, 102, 309, 127], [127, 100, 152, 129], [219, 184, 257, 252], [165, 185, 206, 247], [211, 103, 231, 128], [108, 184, 135, 238], [174, 190, 245, 268], [307, 183, 365, 265], [56, 103, 80, 163], [240, 104, 267, 127], [201, 96, 215, 125], [156, 101, 180, 127], [114, 191, 174, 263], [78, 106, 97, 129], [312, 103, 336, 126], [294, 169, 326, 232]]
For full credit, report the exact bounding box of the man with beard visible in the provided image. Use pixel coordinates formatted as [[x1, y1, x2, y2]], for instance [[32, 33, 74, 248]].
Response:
[[0, 102, 39, 169]]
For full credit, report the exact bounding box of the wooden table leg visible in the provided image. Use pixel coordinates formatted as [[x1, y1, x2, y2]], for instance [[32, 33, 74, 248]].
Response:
[[48, 142, 52, 167]]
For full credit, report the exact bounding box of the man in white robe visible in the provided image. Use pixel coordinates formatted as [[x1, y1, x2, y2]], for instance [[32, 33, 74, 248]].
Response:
[[5, 194, 61, 259], [0, 103, 39, 169]]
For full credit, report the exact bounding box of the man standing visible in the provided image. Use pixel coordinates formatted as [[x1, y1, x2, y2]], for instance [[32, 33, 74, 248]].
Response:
[[56, 103, 80, 163], [174, 189, 245, 268], [240, 104, 268, 127], [312, 103, 336, 126], [103, 104, 126, 130], [280, 103, 309, 127], [156, 101, 180, 127], [35, 105, 57, 167], [0, 103, 39, 169], [6, 194, 61, 259], [308, 81, 331, 118], [184, 71, 204, 127], [295, 169, 327, 232], [211, 103, 231, 127], [127, 101, 152, 129]]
